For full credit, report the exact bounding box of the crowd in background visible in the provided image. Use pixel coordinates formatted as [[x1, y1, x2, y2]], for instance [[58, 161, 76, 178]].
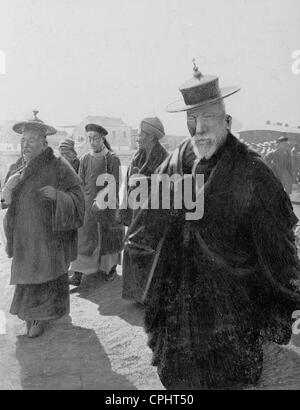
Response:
[[240, 136, 300, 194]]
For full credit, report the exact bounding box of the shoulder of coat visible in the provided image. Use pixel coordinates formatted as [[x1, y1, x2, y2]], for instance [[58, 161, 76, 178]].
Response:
[[107, 151, 121, 163], [79, 152, 91, 161]]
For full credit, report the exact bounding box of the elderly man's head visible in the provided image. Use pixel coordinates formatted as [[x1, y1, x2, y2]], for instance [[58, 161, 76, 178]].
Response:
[[137, 117, 165, 151], [21, 126, 48, 163], [187, 100, 231, 159]]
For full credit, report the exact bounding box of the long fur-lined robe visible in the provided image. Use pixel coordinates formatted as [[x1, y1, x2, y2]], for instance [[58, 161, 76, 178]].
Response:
[[120, 141, 168, 302], [131, 133, 300, 390], [4, 147, 85, 285]]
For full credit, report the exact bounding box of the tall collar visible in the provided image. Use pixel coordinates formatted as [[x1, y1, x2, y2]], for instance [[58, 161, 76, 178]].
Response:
[[90, 146, 109, 158], [21, 147, 55, 181]]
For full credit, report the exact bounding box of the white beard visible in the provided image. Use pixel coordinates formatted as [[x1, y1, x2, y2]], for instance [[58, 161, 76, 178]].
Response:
[[191, 133, 226, 160], [192, 139, 218, 160]]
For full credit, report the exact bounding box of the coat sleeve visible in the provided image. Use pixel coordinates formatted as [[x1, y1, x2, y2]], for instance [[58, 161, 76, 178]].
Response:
[[248, 165, 300, 344], [53, 162, 85, 232], [117, 166, 133, 226], [111, 154, 122, 206], [78, 155, 87, 186]]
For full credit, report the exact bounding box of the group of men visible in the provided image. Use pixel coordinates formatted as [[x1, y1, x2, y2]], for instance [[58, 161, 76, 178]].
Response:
[[2, 62, 300, 390]]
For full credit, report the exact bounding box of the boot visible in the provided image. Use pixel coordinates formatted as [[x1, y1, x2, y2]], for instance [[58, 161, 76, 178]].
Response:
[[105, 266, 117, 282], [28, 320, 45, 338], [68, 272, 83, 286]]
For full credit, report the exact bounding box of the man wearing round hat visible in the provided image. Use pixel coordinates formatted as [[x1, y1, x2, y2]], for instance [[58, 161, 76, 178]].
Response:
[[131, 63, 300, 389], [59, 138, 80, 173], [69, 123, 124, 286], [119, 117, 168, 303], [2, 111, 85, 338]]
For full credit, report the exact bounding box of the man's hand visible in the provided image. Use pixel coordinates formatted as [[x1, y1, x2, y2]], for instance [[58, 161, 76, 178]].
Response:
[[39, 186, 57, 202], [1, 173, 21, 205], [5, 173, 21, 191]]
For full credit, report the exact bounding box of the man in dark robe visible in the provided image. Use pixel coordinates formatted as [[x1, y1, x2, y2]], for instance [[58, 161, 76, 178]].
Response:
[[119, 117, 168, 303], [2, 111, 85, 338], [130, 64, 300, 389]]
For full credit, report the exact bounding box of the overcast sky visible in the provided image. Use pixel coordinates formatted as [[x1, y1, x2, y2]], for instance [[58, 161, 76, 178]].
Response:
[[0, 0, 299, 135]]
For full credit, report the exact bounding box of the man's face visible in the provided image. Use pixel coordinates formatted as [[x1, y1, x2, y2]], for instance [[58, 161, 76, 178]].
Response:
[[59, 149, 74, 164], [136, 127, 153, 151], [187, 101, 228, 159], [21, 128, 47, 162], [88, 131, 105, 153]]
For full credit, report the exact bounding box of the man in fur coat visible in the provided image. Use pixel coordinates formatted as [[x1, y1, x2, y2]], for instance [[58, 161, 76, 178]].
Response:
[[2, 111, 85, 338], [119, 117, 168, 303], [131, 64, 300, 389]]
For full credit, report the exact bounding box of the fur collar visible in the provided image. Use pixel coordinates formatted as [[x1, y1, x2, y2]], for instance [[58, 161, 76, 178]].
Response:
[[21, 147, 55, 183]]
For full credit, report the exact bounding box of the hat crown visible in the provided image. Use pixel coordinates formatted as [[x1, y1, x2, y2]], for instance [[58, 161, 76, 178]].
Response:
[[85, 123, 108, 136], [141, 117, 165, 140], [178, 60, 220, 107], [30, 109, 44, 124], [166, 59, 240, 113], [12, 109, 57, 136]]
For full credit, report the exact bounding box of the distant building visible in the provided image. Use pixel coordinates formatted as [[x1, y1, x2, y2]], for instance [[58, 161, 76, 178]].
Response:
[[0, 120, 20, 151], [130, 129, 138, 150]]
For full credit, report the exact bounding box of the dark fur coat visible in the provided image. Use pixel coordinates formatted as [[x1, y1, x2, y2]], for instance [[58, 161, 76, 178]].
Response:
[[4, 147, 85, 285], [135, 133, 300, 389], [120, 141, 168, 302]]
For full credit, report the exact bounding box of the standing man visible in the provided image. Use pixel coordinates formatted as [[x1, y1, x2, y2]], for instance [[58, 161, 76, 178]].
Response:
[[69, 123, 124, 286], [269, 136, 294, 195], [132, 63, 300, 389], [59, 138, 80, 173], [119, 117, 168, 303], [2, 111, 84, 338]]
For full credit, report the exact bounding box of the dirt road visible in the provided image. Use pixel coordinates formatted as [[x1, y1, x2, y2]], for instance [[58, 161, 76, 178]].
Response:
[[0, 208, 300, 390]]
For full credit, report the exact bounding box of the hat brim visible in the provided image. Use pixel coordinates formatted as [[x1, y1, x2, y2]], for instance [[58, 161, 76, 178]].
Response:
[[166, 86, 241, 113], [13, 121, 57, 136]]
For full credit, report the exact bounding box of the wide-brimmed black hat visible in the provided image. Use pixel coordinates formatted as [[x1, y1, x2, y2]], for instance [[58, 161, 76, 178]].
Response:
[[166, 60, 240, 113], [13, 110, 57, 136], [85, 123, 108, 136]]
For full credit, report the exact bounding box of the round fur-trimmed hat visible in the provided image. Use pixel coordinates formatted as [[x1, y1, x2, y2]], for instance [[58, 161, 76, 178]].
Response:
[[13, 110, 57, 136], [85, 123, 108, 136]]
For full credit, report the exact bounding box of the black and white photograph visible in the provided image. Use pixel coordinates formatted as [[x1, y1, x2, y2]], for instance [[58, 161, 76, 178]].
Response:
[[0, 0, 300, 393]]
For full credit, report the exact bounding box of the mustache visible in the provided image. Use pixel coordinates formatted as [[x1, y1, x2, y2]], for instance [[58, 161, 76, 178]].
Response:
[[193, 134, 214, 142]]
